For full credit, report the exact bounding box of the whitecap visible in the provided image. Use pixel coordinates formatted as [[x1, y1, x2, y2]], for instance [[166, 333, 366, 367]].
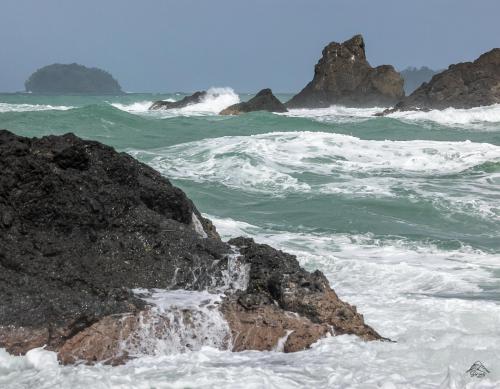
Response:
[[0, 103, 74, 113], [388, 104, 500, 128], [111, 87, 239, 117]]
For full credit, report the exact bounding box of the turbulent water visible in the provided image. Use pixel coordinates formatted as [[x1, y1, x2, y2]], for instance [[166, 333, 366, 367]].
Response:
[[0, 89, 499, 388]]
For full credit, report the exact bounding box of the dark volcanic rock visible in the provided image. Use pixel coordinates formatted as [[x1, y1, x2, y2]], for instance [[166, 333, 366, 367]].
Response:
[[384, 49, 500, 113], [0, 130, 382, 363], [25, 63, 123, 95], [0, 129, 227, 349], [286, 35, 404, 108], [219, 89, 287, 115], [149, 91, 207, 110]]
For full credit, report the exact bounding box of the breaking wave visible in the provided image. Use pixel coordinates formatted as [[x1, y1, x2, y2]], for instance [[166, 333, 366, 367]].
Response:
[[111, 87, 239, 117], [0, 103, 74, 113]]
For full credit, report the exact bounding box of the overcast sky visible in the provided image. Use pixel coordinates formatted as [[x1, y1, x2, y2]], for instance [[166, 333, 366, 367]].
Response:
[[1, 0, 499, 92]]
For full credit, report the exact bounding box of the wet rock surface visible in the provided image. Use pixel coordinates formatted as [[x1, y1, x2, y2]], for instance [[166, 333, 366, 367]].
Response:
[[149, 91, 207, 110], [226, 237, 381, 342], [219, 89, 287, 115], [382, 48, 500, 113], [0, 130, 381, 364], [286, 35, 404, 108]]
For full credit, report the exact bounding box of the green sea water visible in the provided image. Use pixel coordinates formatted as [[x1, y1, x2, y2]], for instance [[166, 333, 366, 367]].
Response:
[[1, 89, 499, 388]]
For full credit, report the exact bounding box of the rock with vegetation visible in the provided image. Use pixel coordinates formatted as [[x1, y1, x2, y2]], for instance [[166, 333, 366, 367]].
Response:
[[25, 63, 123, 95], [0, 130, 382, 364], [149, 91, 207, 110], [219, 89, 287, 115], [286, 35, 404, 108]]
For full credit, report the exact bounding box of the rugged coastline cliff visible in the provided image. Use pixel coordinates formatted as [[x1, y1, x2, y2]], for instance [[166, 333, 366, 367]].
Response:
[[0, 130, 382, 365]]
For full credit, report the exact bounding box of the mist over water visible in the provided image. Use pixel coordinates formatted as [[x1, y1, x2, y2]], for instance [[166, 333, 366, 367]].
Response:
[[1, 91, 499, 388]]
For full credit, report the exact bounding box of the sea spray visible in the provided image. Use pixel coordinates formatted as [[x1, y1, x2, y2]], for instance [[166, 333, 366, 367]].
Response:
[[111, 87, 239, 117], [120, 248, 249, 357], [123, 290, 232, 356]]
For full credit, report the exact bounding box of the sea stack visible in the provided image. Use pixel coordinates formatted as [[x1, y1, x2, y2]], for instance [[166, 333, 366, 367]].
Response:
[[0, 130, 382, 365], [25, 63, 123, 95], [383, 48, 500, 113], [219, 88, 288, 115], [149, 91, 207, 110], [286, 35, 404, 108]]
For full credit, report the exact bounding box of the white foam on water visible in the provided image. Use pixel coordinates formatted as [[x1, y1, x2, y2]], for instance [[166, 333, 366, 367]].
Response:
[[130, 132, 500, 220], [283, 105, 385, 123], [388, 104, 500, 128], [143, 131, 500, 179], [0, 103, 74, 112], [111, 87, 239, 117], [110, 100, 167, 113], [284, 103, 500, 129]]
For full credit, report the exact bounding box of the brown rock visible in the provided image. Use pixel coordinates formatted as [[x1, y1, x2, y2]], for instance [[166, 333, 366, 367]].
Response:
[[286, 34, 404, 108], [383, 48, 500, 113], [220, 89, 287, 115], [149, 91, 207, 110], [222, 299, 331, 352], [0, 326, 49, 355]]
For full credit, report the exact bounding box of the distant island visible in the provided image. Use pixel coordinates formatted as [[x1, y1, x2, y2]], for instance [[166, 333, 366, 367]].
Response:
[[25, 63, 123, 95], [400, 66, 440, 94]]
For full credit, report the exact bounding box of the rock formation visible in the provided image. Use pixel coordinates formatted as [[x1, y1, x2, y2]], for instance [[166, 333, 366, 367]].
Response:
[[149, 91, 207, 110], [0, 130, 382, 364], [219, 89, 287, 115], [286, 35, 404, 108], [25, 63, 123, 95], [381, 48, 500, 113]]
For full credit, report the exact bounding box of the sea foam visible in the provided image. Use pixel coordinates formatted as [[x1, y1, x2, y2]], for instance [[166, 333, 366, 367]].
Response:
[[285, 103, 500, 128], [0, 103, 74, 113]]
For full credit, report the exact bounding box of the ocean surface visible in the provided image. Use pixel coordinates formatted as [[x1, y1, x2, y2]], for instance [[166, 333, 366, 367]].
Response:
[[0, 89, 499, 388]]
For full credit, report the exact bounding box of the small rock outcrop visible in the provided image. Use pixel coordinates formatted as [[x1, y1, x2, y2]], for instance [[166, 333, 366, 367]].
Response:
[[0, 130, 382, 364], [149, 91, 207, 110], [25, 63, 123, 95], [219, 89, 287, 115], [384, 48, 500, 113], [286, 35, 404, 108]]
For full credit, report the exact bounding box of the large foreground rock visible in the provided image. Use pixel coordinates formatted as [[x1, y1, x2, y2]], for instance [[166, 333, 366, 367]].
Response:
[[0, 130, 382, 364], [149, 91, 207, 110], [286, 35, 404, 108], [384, 48, 500, 113], [219, 89, 287, 115]]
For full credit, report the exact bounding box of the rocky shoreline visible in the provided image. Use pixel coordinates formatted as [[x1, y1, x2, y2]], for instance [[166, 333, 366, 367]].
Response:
[[0, 130, 382, 365]]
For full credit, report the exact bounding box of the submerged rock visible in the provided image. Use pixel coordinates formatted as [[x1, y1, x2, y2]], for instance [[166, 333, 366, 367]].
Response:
[[25, 63, 123, 95], [149, 91, 207, 110], [382, 48, 500, 114], [0, 130, 382, 364], [219, 89, 287, 115], [286, 35, 404, 108]]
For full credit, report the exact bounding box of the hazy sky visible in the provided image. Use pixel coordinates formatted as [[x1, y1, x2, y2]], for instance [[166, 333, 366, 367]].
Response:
[[1, 0, 499, 92]]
